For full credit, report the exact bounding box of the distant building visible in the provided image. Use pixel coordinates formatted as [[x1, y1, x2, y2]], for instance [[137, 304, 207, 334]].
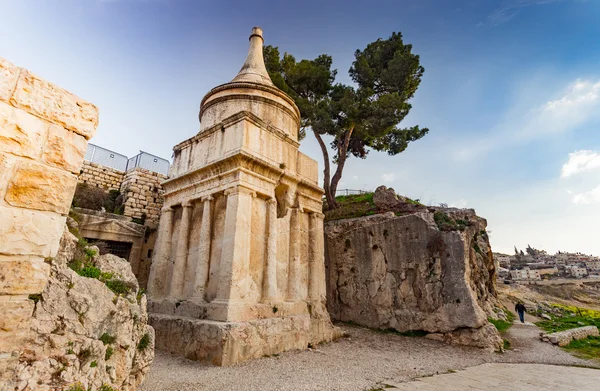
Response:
[[566, 265, 588, 278], [510, 267, 541, 281], [585, 260, 600, 271], [495, 254, 512, 268]]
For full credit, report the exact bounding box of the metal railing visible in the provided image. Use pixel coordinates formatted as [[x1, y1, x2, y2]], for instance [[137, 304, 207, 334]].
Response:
[[84, 144, 128, 171], [84, 144, 170, 176], [335, 189, 368, 196], [126, 151, 170, 176]]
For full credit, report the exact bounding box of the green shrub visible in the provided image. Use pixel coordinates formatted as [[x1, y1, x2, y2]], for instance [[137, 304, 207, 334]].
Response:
[[136, 288, 145, 304], [105, 279, 131, 295], [99, 333, 116, 345], [100, 385, 118, 391], [78, 265, 101, 279], [488, 317, 512, 333], [105, 346, 114, 360], [90, 360, 98, 368], [72, 183, 107, 211], [84, 247, 97, 258], [434, 211, 457, 231], [66, 383, 85, 391], [137, 333, 151, 350]]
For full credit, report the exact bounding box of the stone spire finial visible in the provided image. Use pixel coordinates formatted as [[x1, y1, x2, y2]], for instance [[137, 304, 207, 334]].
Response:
[[230, 27, 274, 86]]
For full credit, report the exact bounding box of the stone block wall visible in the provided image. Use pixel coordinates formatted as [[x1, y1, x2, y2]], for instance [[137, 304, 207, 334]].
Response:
[[78, 160, 124, 191], [0, 57, 98, 387], [120, 167, 167, 223]]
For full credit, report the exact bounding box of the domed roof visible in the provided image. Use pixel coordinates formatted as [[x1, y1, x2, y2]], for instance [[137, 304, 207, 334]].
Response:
[[199, 27, 300, 140]]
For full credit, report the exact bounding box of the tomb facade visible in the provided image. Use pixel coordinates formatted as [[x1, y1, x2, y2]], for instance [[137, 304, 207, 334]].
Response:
[[146, 27, 340, 365]]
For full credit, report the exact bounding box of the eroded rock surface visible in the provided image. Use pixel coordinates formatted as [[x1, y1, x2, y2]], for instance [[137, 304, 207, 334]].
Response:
[[325, 187, 501, 350], [13, 225, 154, 390]]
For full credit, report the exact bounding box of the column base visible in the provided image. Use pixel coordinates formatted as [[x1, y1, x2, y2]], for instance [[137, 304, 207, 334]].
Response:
[[148, 298, 310, 322], [149, 313, 343, 366]]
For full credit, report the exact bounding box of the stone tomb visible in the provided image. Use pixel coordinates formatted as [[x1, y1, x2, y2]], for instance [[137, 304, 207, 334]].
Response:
[[147, 27, 340, 365]]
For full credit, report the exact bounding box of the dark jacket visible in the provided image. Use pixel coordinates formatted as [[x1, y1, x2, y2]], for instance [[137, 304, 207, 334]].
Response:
[[515, 303, 526, 313]]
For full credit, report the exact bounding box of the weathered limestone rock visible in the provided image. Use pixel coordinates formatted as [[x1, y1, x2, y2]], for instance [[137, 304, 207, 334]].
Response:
[[5, 160, 77, 214], [0, 101, 49, 160], [13, 225, 154, 391], [426, 323, 502, 350], [540, 326, 599, 347], [325, 198, 501, 350], [147, 27, 341, 365], [0, 58, 19, 102], [372, 185, 402, 209], [0, 57, 98, 390], [0, 255, 49, 295], [10, 69, 98, 139], [42, 124, 88, 174]]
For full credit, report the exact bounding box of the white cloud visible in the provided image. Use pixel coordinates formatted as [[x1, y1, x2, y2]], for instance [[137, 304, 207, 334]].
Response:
[[561, 150, 600, 178], [381, 173, 395, 183], [484, 0, 567, 26], [572, 186, 600, 205], [455, 78, 600, 161]]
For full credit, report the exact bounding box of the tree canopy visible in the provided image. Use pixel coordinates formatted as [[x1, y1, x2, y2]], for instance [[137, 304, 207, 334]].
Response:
[[264, 32, 429, 208]]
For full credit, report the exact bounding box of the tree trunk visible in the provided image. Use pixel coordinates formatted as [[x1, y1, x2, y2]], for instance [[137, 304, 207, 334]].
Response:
[[329, 127, 354, 207], [312, 129, 336, 209]]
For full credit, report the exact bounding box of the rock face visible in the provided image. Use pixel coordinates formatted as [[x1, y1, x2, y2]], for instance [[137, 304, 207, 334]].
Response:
[[13, 225, 154, 391], [325, 187, 501, 350]]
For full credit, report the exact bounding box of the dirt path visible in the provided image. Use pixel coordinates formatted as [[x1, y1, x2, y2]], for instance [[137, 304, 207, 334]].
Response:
[[140, 321, 597, 391]]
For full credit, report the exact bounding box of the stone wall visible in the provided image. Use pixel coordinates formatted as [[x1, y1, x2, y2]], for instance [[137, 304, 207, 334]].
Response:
[[541, 326, 599, 346], [120, 168, 166, 223], [0, 57, 98, 388], [78, 160, 124, 191]]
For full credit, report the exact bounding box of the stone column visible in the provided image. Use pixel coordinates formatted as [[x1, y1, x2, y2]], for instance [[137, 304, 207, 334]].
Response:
[[262, 198, 278, 302], [308, 212, 325, 302], [192, 195, 213, 301], [215, 186, 254, 304], [287, 207, 301, 301], [169, 201, 193, 299], [147, 206, 173, 298]]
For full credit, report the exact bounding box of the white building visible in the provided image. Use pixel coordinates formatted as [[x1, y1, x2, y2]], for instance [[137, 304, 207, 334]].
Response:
[[585, 260, 600, 271], [510, 267, 541, 281], [566, 265, 588, 278]]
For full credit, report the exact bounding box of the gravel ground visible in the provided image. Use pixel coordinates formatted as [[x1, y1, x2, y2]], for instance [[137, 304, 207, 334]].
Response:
[[140, 322, 597, 391]]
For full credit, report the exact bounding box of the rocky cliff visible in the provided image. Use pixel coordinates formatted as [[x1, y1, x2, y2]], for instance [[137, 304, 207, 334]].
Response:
[[324, 186, 502, 350], [12, 221, 154, 390]]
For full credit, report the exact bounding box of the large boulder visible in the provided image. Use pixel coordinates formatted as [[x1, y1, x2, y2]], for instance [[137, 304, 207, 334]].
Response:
[[325, 205, 501, 351], [13, 226, 154, 390]]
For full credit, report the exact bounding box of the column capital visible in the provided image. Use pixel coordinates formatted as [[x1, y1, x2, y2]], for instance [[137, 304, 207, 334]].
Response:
[[309, 211, 325, 219], [201, 194, 214, 202], [161, 206, 174, 214], [181, 201, 194, 208], [266, 197, 278, 206], [224, 185, 256, 197]]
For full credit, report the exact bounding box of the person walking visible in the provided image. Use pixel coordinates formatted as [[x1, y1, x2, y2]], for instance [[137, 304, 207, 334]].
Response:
[[515, 302, 526, 323]]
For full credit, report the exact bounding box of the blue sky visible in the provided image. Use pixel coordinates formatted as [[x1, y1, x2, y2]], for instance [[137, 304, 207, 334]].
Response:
[[2, 0, 600, 255]]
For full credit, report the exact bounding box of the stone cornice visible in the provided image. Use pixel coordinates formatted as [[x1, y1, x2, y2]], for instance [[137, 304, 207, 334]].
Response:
[[162, 150, 323, 197], [173, 110, 300, 153]]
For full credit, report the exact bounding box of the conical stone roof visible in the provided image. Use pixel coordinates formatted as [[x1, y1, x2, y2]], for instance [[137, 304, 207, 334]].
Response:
[[230, 27, 274, 86]]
